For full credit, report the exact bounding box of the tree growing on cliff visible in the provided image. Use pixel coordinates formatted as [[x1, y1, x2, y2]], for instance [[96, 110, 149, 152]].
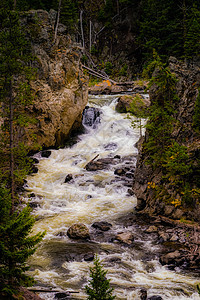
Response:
[[0, 1, 36, 209], [85, 255, 116, 300], [0, 3, 45, 298]]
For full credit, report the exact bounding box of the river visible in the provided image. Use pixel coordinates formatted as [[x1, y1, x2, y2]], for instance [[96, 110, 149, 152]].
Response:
[[25, 95, 200, 299]]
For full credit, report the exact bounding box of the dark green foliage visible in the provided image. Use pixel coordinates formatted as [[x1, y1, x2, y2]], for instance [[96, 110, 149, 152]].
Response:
[[60, 0, 78, 32], [193, 89, 200, 132], [0, 4, 36, 188], [85, 255, 115, 300], [0, 186, 45, 296], [104, 62, 113, 75], [139, 0, 200, 62], [144, 57, 178, 165], [184, 4, 200, 60]]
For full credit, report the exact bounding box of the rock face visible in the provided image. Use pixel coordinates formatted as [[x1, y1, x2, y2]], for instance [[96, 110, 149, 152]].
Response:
[[133, 57, 200, 221], [20, 10, 88, 151]]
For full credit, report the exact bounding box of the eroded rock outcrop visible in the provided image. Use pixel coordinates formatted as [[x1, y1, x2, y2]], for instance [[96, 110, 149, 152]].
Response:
[[133, 57, 200, 221], [20, 10, 88, 151]]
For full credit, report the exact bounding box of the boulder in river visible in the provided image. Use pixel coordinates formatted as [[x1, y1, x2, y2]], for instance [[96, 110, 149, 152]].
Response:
[[41, 150, 51, 158], [92, 221, 112, 231], [64, 174, 73, 183], [159, 250, 181, 266], [115, 231, 134, 244], [67, 223, 90, 240], [115, 94, 150, 115]]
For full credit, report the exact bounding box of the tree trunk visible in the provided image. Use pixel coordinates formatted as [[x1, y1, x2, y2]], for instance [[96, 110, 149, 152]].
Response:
[[54, 0, 62, 43], [80, 10, 85, 52], [14, 0, 16, 10], [9, 81, 15, 214]]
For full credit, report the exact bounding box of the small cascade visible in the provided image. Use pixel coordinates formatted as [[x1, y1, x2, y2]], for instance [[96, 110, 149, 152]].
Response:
[[82, 106, 101, 129]]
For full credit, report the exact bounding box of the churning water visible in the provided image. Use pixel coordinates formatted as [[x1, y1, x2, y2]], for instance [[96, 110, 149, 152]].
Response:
[[26, 95, 200, 299]]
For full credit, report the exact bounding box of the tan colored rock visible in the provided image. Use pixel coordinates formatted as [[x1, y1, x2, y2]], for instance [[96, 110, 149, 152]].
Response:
[[19, 10, 88, 151], [67, 223, 90, 240], [115, 231, 134, 244], [145, 225, 158, 233]]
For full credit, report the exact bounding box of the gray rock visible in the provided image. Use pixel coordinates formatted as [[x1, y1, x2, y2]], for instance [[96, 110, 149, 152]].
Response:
[[92, 221, 112, 231]]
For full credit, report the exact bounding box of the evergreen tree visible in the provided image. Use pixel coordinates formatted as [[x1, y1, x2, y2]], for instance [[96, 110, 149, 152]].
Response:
[[184, 4, 200, 60], [0, 186, 45, 297], [144, 56, 178, 165], [0, 1, 35, 208], [85, 255, 116, 300], [0, 3, 45, 298]]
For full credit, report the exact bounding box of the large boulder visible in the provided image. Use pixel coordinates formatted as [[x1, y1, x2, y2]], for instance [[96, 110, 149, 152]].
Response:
[[115, 94, 150, 115], [67, 223, 90, 240]]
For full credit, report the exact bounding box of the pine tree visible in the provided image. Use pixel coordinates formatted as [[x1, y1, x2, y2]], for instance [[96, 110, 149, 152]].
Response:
[[0, 3, 45, 298], [0, 1, 35, 209], [184, 4, 200, 60], [144, 56, 178, 165], [85, 255, 116, 300], [0, 186, 45, 297]]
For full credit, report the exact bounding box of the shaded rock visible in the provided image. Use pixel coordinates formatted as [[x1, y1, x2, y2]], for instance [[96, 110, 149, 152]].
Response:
[[64, 174, 73, 183], [114, 168, 126, 176], [32, 166, 38, 173], [84, 252, 94, 261], [29, 193, 36, 198], [29, 202, 40, 209], [55, 292, 70, 299], [160, 250, 181, 266], [32, 157, 39, 164], [41, 150, 51, 158], [92, 221, 112, 231], [170, 234, 179, 242], [127, 188, 134, 196], [158, 232, 169, 242], [114, 155, 121, 159], [115, 231, 134, 244], [145, 226, 158, 233], [67, 223, 90, 240], [140, 289, 163, 300], [125, 172, 134, 178], [86, 157, 117, 171], [19, 287, 43, 300], [135, 198, 146, 211], [104, 142, 118, 151]]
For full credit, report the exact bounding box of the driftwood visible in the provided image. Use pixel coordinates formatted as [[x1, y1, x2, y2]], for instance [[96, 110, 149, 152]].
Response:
[[84, 154, 99, 169], [82, 65, 116, 84], [27, 288, 79, 293]]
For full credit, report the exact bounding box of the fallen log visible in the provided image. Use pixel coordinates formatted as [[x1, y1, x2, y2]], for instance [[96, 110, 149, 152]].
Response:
[[84, 154, 99, 169], [27, 288, 79, 293]]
